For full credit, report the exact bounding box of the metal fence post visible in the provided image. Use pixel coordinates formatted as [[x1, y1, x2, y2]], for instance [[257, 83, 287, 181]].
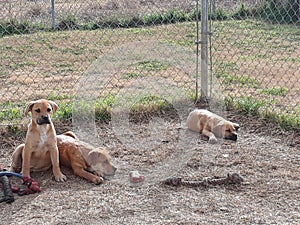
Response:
[[201, 0, 209, 101], [51, 0, 56, 30]]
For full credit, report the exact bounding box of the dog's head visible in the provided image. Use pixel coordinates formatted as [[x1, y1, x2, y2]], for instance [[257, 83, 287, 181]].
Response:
[[212, 121, 240, 141], [87, 148, 117, 178], [25, 99, 58, 125]]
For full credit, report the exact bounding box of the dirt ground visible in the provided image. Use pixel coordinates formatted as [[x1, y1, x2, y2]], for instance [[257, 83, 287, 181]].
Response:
[[0, 110, 299, 225]]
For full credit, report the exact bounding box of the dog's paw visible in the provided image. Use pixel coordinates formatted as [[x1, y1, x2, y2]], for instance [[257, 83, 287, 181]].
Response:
[[208, 137, 218, 144], [93, 176, 104, 185], [55, 173, 67, 182]]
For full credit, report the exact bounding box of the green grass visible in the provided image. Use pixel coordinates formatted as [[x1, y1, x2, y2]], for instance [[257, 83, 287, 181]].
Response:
[[123, 59, 170, 79], [226, 96, 299, 131], [259, 87, 289, 96], [9, 61, 37, 69], [0, 13, 299, 132], [0, 102, 24, 123], [226, 96, 267, 116], [55, 95, 116, 122], [131, 95, 173, 113], [55, 94, 174, 122], [123, 72, 145, 79], [1, 3, 299, 38], [216, 73, 259, 88], [137, 60, 169, 71]]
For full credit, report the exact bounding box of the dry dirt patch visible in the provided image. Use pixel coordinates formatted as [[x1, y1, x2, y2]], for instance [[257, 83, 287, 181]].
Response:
[[0, 111, 299, 224]]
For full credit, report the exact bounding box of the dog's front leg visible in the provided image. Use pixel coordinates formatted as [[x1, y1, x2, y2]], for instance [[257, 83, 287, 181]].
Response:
[[73, 167, 104, 184], [202, 129, 218, 144], [50, 146, 67, 182], [21, 146, 32, 178]]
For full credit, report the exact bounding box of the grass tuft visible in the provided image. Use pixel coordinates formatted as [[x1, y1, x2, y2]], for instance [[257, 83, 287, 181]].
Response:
[[259, 87, 288, 96], [226, 96, 300, 131], [216, 73, 259, 88], [131, 95, 173, 113], [0, 102, 24, 123], [137, 60, 169, 71]]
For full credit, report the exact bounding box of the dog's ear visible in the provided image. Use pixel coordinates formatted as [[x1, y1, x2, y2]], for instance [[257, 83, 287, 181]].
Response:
[[212, 120, 226, 138], [233, 123, 240, 131], [48, 100, 58, 113], [25, 101, 36, 116], [87, 150, 102, 165], [88, 149, 110, 165]]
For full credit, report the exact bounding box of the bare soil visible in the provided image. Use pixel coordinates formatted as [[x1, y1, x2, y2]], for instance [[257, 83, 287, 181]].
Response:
[[0, 111, 299, 224]]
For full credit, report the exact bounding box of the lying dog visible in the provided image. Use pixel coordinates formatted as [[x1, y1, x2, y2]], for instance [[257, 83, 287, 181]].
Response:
[[57, 131, 117, 184], [187, 109, 240, 144], [11, 99, 66, 181]]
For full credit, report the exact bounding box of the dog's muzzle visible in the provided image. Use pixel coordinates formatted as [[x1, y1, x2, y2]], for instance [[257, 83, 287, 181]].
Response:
[[37, 115, 51, 125], [225, 132, 238, 141]]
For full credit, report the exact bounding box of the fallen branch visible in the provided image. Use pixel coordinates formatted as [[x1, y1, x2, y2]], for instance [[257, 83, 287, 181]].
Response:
[[163, 173, 244, 187]]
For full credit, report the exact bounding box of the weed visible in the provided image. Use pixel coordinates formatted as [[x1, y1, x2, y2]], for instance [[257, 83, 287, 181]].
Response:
[[260, 87, 289, 96], [48, 93, 72, 101], [255, 0, 300, 24], [210, 8, 228, 20], [123, 72, 145, 79], [9, 61, 37, 69], [6, 124, 26, 136], [55, 101, 73, 120], [0, 102, 24, 123], [95, 95, 116, 122], [264, 110, 300, 131], [138, 60, 169, 71], [226, 96, 266, 116], [188, 90, 198, 103], [0, 20, 32, 37], [232, 4, 252, 20], [131, 95, 172, 113], [57, 14, 79, 30], [226, 96, 299, 130], [216, 73, 259, 88]]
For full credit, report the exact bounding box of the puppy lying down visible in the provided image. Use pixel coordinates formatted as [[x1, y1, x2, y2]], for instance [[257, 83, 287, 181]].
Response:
[[57, 131, 117, 184], [187, 109, 240, 144]]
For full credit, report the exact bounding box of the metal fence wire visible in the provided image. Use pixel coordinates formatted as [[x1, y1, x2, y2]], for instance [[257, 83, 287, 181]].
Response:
[[0, 0, 299, 130]]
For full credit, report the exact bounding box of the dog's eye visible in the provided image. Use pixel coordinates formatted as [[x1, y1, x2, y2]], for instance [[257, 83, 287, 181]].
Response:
[[35, 109, 41, 113], [47, 108, 51, 112]]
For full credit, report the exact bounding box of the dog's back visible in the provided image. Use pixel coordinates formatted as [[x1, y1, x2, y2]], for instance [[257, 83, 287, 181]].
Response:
[[187, 109, 216, 132]]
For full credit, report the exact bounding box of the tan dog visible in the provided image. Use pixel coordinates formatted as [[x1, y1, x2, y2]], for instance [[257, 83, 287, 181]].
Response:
[[187, 109, 240, 144], [57, 131, 117, 184], [11, 99, 66, 182]]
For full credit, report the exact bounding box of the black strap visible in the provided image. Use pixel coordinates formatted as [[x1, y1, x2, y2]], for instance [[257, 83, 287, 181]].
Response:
[[0, 175, 14, 203]]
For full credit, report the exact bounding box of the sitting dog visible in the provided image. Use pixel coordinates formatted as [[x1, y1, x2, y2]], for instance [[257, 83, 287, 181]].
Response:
[[11, 99, 66, 181], [187, 109, 240, 144], [57, 131, 117, 184]]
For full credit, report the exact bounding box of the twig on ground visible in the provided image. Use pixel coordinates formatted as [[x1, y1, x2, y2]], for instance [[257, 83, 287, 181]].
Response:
[[163, 173, 244, 187]]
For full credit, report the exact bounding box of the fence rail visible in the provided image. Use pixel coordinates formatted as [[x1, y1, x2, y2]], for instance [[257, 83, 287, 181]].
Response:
[[0, 0, 299, 130]]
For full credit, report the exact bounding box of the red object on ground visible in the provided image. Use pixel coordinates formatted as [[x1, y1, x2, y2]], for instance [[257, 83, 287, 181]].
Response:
[[11, 177, 42, 195], [129, 170, 145, 183]]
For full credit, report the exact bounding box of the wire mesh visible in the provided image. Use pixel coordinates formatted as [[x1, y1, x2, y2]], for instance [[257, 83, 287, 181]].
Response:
[[0, 0, 198, 126], [0, 0, 299, 130], [209, 0, 299, 130]]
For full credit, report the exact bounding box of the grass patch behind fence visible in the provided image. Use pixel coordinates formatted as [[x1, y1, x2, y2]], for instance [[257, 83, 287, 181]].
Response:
[[226, 96, 300, 131], [1, 3, 299, 37], [0, 14, 299, 132], [259, 87, 289, 96], [0, 93, 180, 126]]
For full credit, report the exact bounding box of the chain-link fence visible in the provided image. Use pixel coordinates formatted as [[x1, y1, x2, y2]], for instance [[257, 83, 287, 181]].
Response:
[[210, 0, 299, 130], [0, 0, 299, 130]]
